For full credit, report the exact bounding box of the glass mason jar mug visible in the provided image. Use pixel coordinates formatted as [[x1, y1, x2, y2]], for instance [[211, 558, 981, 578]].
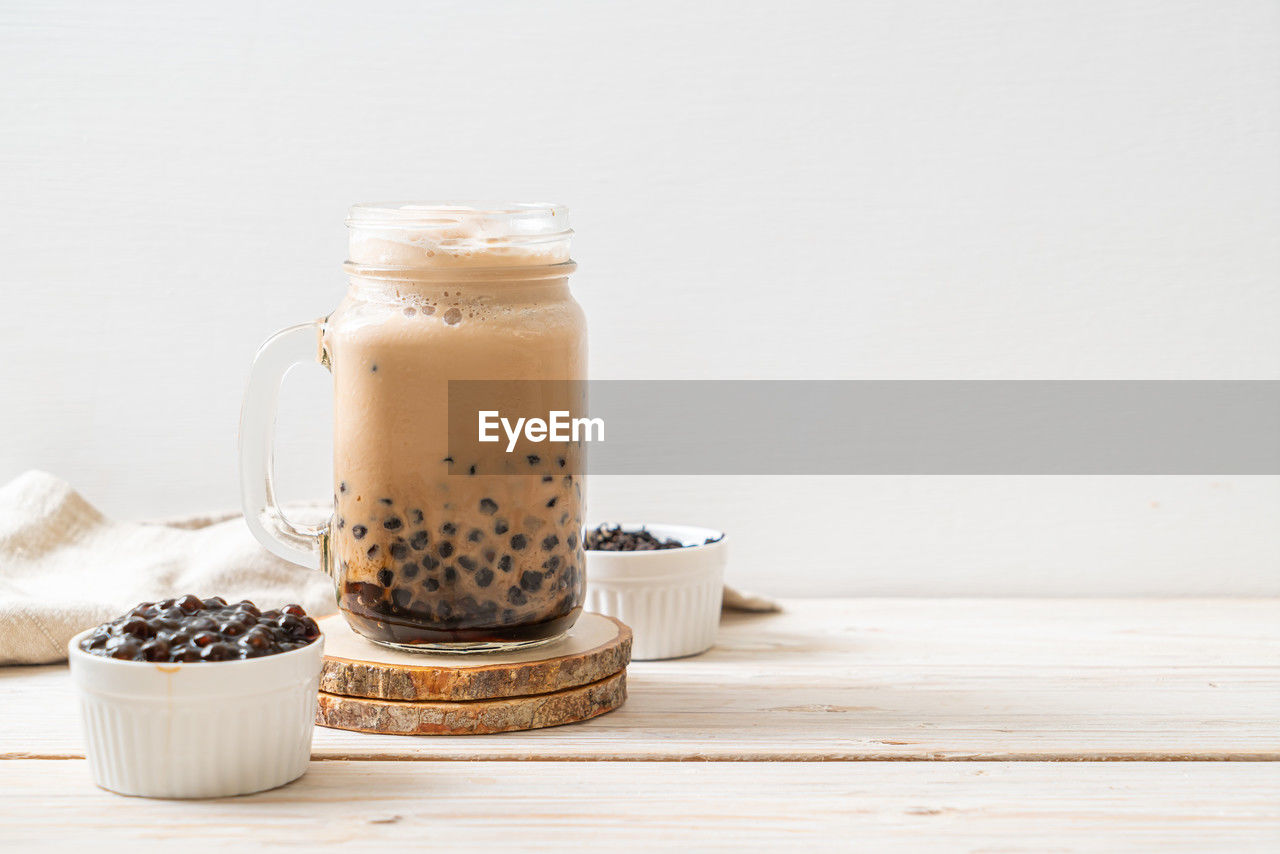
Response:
[[240, 203, 587, 652]]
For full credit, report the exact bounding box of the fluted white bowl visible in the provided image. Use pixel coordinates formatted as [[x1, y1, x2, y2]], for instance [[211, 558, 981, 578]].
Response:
[[584, 523, 726, 660], [68, 628, 324, 799]]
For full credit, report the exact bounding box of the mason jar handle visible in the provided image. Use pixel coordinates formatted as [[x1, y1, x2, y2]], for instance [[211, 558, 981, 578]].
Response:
[[239, 321, 327, 571]]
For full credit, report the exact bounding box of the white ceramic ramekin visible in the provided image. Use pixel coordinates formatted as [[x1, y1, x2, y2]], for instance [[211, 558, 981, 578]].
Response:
[[68, 629, 324, 799], [584, 523, 727, 660]]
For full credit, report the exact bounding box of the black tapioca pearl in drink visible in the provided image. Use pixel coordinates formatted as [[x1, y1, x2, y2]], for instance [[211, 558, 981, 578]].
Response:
[[542, 534, 559, 551], [520, 570, 544, 592], [510, 534, 527, 551], [441, 522, 457, 536], [467, 528, 483, 543], [377, 568, 393, 586], [502, 608, 517, 624], [475, 568, 494, 587], [337, 517, 345, 530], [378, 497, 393, 506], [352, 525, 368, 540], [546, 497, 557, 508], [443, 566, 458, 583], [567, 532, 578, 549], [401, 562, 419, 579], [410, 508, 424, 524], [542, 475, 554, 483], [192, 631, 218, 648], [436, 600, 454, 620], [422, 554, 440, 571], [479, 498, 498, 515], [339, 481, 347, 493], [458, 555, 477, 572], [384, 516, 403, 531], [410, 530, 429, 550], [390, 542, 409, 560], [507, 586, 527, 605], [527, 455, 540, 465], [392, 588, 411, 609], [560, 512, 569, 525], [543, 555, 562, 571], [494, 518, 509, 535], [498, 555, 512, 572], [367, 544, 380, 559], [443, 456, 453, 464], [438, 541, 454, 558], [558, 457, 566, 468], [483, 548, 497, 563], [422, 577, 440, 592]]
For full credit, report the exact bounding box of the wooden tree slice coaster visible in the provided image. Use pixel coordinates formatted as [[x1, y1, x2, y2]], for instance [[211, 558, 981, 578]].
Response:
[[318, 612, 631, 701], [316, 670, 626, 736]]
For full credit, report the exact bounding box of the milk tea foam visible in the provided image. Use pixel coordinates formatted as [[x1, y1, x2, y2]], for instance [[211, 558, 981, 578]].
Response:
[[326, 204, 586, 648]]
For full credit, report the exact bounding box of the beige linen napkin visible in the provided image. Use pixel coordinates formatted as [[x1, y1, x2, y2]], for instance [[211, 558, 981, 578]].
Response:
[[0, 471, 335, 665], [0, 470, 778, 665]]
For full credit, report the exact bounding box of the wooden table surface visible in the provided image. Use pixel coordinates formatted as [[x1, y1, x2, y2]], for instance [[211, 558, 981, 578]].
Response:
[[2, 599, 1278, 850]]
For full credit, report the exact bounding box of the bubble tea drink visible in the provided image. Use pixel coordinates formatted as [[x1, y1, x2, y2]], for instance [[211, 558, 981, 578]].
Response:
[[240, 203, 586, 651]]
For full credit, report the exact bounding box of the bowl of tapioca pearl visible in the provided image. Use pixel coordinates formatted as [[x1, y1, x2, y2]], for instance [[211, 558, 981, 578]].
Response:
[[583, 523, 727, 660], [68, 595, 324, 798]]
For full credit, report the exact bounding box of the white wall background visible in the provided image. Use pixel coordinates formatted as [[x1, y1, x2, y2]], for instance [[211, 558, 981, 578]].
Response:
[[3, 0, 1278, 596]]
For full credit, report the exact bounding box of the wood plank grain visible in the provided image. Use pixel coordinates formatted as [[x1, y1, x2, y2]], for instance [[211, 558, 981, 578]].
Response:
[[2, 599, 1277, 761], [0, 760, 1277, 851]]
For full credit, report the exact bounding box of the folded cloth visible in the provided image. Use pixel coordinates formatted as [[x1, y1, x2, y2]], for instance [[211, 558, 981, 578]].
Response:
[[0, 471, 335, 665], [0, 470, 779, 665]]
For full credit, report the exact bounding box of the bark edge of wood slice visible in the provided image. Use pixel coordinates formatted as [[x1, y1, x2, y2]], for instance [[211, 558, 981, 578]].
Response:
[[318, 612, 632, 701], [316, 670, 627, 735]]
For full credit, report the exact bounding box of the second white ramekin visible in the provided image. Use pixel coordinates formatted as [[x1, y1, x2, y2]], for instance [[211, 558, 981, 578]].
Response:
[[68, 629, 324, 799], [584, 523, 727, 660]]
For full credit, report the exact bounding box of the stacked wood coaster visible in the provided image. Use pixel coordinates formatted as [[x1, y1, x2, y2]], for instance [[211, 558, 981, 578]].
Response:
[[315, 612, 631, 735]]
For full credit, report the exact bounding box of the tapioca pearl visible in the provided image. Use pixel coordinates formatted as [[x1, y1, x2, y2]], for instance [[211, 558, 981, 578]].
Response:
[[367, 544, 380, 559], [378, 497, 393, 506], [546, 497, 558, 508], [475, 568, 494, 587], [438, 541, 454, 558], [377, 568, 393, 586], [422, 577, 440, 592], [479, 498, 498, 515], [541, 475, 554, 483], [457, 555, 477, 572], [510, 534, 527, 551], [494, 519, 509, 535], [191, 631, 218, 648], [352, 525, 368, 540], [543, 555, 562, 571], [520, 571, 544, 592], [558, 457, 566, 468], [383, 516, 403, 531], [187, 616, 217, 632], [410, 530, 429, 550], [443, 566, 458, 583], [527, 454, 540, 466], [410, 508, 424, 524], [497, 555, 513, 572], [559, 512, 570, 525], [337, 517, 346, 530], [443, 307, 462, 325], [339, 481, 348, 493], [436, 600, 454, 620], [507, 586, 527, 605], [542, 534, 559, 551], [567, 532, 578, 549], [466, 529, 483, 544], [400, 562, 419, 579], [390, 542, 409, 560], [441, 522, 457, 536], [392, 588, 411, 609], [483, 548, 497, 563]]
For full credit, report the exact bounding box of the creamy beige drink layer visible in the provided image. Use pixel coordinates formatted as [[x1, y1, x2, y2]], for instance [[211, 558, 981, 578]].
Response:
[[324, 204, 586, 649]]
